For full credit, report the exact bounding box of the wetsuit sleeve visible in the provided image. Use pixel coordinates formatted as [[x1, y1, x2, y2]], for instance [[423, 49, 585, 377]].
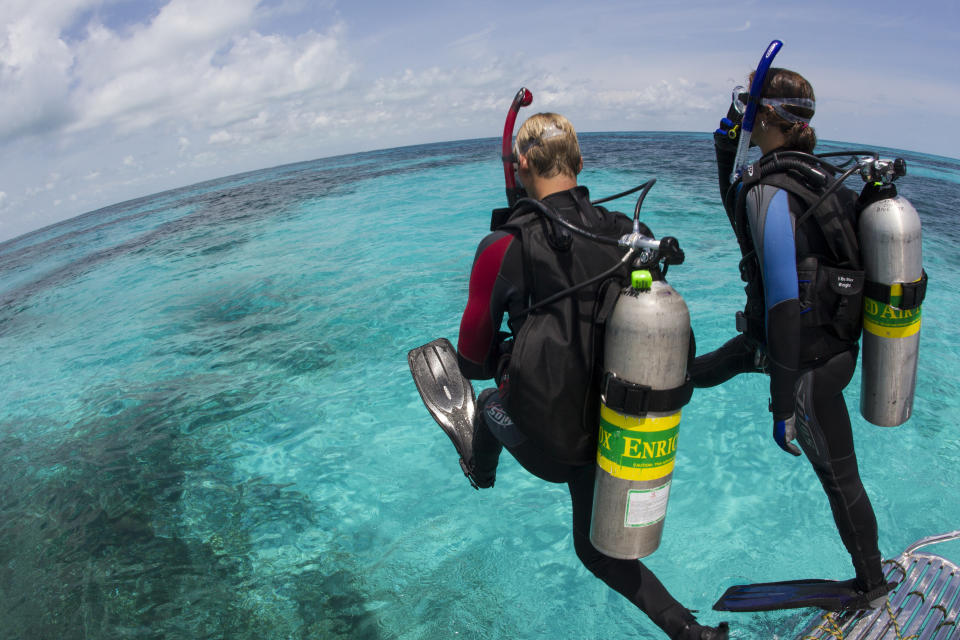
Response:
[[747, 186, 803, 419], [715, 142, 736, 217], [456, 231, 521, 380], [714, 103, 741, 218]]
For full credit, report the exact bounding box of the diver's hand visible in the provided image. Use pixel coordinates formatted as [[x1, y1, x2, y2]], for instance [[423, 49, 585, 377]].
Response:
[[714, 104, 742, 151], [773, 415, 802, 456]]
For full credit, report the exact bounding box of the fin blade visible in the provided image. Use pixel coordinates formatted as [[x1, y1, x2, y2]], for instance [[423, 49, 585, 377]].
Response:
[[408, 338, 477, 460], [713, 578, 863, 612]]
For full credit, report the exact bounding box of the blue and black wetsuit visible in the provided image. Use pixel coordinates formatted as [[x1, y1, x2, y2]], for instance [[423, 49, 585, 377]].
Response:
[[456, 187, 712, 639], [691, 146, 884, 591]]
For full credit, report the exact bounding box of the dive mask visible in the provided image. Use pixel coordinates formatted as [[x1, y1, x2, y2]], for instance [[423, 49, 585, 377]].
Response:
[[732, 85, 815, 124]]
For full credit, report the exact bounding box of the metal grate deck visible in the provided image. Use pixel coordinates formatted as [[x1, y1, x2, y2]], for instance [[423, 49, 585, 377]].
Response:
[[799, 531, 960, 640]]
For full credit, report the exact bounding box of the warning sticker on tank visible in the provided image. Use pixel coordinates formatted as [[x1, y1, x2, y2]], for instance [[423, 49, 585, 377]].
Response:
[[625, 482, 671, 527], [597, 404, 679, 481]]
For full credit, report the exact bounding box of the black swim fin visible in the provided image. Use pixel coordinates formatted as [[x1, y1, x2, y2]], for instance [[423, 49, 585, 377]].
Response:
[[408, 338, 480, 487], [712, 578, 896, 613]]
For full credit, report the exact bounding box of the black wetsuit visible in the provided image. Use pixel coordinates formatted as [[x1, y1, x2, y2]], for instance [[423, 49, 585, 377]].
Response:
[[456, 187, 705, 639], [690, 145, 884, 591]]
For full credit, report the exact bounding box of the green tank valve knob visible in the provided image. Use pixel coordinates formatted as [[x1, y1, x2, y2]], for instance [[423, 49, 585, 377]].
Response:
[[631, 270, 653, 291]]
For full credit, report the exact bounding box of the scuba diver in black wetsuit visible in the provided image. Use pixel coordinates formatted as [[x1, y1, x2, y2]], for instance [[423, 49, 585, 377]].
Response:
[[411, 112, 728, 640], [692, 66, 895, 612]]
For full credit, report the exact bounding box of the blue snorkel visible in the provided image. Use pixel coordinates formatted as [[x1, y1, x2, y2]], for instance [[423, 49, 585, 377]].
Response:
[[730, 40, 783, 183]]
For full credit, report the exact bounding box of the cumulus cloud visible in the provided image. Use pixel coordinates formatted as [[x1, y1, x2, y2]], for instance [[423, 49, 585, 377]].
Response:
[[208, 130, 232, 144], [0, 8, 78, 141], [2, 0, 355, 149]]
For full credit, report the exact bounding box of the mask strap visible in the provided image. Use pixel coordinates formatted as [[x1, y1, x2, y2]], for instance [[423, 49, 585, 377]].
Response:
[[763, 97, 816, 124], [516, 123, 566, 156]]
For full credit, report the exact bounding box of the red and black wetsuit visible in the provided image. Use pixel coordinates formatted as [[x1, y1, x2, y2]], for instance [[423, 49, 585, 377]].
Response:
[[456, 223, 523, 380], [454, 186, 709, 639]]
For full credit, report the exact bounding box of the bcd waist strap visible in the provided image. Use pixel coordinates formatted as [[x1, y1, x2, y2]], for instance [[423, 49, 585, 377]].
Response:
[[601, 372, 694, 415], [863, 269, 928, 310]]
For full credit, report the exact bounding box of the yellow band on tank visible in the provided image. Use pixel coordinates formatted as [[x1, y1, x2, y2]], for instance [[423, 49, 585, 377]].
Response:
[[599, 404, 681, 431], [597, 404, 680, 481], [863, 315, 922, 338], [863, 295, 922, 338]]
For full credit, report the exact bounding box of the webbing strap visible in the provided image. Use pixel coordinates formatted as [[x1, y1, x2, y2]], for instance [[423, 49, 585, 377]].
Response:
[[601, 372, 693, 415], [864, 270, 928, 310]]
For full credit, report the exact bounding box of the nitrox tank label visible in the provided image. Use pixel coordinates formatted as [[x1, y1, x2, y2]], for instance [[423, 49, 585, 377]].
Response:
[[597, 404, 679, 481], [863, 285, 922, 339], [626, 483, 671, 527]]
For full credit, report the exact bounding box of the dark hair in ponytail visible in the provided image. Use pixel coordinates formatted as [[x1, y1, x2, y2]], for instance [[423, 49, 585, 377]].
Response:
[[752, 67, 817, 153]]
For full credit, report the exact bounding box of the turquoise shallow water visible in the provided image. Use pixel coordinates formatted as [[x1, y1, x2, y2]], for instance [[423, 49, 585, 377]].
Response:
[[1, 133, 958, 639]]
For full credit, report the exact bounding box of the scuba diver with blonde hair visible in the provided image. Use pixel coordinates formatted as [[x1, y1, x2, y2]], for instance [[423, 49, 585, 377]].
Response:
[[411, 109, 729, 639]]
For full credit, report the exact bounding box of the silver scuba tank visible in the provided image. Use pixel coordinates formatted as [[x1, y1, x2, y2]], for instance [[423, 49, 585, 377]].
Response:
[[590, 269, 691, 559], [859, 166, 924, 427]]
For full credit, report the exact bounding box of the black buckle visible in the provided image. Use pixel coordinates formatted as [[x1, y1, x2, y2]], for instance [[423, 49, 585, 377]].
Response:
[[736, 310, 747, 334], [602, 373, 652, 416], [899, 270, 928, 310], [864, 269, 928, 310]]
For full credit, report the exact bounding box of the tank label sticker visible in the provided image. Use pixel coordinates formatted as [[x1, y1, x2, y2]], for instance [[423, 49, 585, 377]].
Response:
[[625, 481, 672, 527], [597, 404, 680, 481], [863, 295, 922, 338]]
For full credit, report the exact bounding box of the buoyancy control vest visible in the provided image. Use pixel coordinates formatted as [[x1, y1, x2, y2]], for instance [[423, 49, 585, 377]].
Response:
[[731, 157, 865, 364], [496, 187, 640, 465]]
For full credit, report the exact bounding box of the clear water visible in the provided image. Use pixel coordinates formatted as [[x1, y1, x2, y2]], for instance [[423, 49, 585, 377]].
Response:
[[1, 134, 958, 640]]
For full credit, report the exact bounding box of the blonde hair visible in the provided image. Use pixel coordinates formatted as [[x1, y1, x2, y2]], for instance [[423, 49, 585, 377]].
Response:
[[514, 113, 581, 178]]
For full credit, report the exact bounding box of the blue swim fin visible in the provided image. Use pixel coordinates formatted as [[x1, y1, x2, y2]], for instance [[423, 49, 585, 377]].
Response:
[[712, 578, 896, 613], [407, 338, 480, 486]]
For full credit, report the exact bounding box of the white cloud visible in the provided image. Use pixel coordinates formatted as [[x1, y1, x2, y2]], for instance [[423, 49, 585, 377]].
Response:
[[0, 0, 357, 152], [67, 9, 354, 139], [0, 12, 77, 141], [0, 191, 7, 209], [25, 173, 60, 196]]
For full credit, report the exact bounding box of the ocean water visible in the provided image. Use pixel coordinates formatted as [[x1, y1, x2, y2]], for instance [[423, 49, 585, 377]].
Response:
[[1, 133, 958, 640]]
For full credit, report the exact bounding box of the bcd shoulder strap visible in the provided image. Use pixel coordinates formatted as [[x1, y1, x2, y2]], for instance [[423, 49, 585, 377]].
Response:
[[739, 164, 861, 270]]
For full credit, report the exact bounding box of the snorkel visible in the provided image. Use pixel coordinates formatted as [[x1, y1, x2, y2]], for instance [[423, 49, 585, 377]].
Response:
[[730, 39, 783, 183], [502, 87, 534, 207]]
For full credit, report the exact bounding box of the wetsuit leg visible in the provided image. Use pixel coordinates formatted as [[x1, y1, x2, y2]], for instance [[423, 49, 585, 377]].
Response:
[[794, 348, 884, 590], [469, 389, 516, 487], [480, 393, 703, 638], [690, 334, 763, 388], [568, 464, 698, 638]]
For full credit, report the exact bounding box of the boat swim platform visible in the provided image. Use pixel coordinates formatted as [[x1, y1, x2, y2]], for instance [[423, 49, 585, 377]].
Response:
[[799, 530, 960, 640]]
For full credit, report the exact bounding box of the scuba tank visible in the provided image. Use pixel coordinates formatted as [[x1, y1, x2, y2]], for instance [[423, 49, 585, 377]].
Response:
[[857, 158, 926, 426], [590, 268, 692, 559]]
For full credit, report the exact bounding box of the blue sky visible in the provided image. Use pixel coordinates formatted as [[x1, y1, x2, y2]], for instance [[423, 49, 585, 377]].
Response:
[[1, 0, 957, 242]]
